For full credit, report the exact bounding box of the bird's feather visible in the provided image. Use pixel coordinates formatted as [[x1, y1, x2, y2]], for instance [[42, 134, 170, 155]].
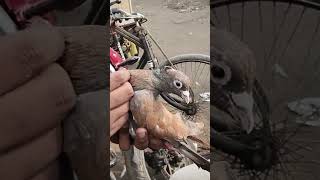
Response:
[[130, 90, 189, 140], [128, 69, 210, 171]]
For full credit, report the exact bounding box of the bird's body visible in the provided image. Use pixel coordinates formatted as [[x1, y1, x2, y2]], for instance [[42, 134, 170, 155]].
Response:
[[129, 90, 189, 140], [127, 67, 209, 171], [128, 68, 191, 141], [128, 70, 156, 92]]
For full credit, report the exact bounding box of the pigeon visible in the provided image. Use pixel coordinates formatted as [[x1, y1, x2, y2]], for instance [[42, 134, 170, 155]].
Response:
[[128, 66, 198, 140], [211, 27, 257, 133], [128, 67, 209, 170]]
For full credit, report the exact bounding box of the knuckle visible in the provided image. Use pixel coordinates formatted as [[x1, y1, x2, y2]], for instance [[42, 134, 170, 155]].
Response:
[[18, 43, 43, 77], [123, 102, 130, 112], [113, 70, 130, 83], [123, 82, 134, 97], [118, 103, 129, 116], [121, 112, 129, 121]]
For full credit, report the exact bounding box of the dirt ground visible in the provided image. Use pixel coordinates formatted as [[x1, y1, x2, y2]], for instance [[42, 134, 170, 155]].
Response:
[[132, 0, 209, 58]]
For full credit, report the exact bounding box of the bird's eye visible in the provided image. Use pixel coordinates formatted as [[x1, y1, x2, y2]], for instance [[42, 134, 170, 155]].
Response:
[[174, 80, 183, 89]]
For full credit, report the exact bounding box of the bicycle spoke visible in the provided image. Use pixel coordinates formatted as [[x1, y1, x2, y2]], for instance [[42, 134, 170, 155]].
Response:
[[298, 15, 320, 92], [265, 2, 292, 69], [241, 1, 245, 40], [276, 7, 306, 66], [258, 0, 267, 68], [211, 9, 220, 25], [191, 62, 199, 87], [227, 3, 232, 32]]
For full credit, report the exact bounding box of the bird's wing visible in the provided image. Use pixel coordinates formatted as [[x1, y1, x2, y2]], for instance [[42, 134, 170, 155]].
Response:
[[129, 90, 189, 140], [128, 70, 155, 91], [130, 90, 210, 171]]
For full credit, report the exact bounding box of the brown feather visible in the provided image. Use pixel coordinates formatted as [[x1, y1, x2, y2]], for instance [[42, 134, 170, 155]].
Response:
[[128, 70, 156, 92], [130, 90, 189, 140]]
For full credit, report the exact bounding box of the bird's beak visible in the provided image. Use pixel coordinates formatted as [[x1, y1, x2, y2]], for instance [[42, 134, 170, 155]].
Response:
[[228, 92, 255, 133], [182, 90, 191, 104]]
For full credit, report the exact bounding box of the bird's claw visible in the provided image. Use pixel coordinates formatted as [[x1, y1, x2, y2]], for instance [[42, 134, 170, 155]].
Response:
[[128, 111, 137, 139]]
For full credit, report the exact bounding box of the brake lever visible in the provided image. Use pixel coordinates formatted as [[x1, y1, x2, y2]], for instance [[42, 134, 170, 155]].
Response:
[[117, 56, 140, 69]]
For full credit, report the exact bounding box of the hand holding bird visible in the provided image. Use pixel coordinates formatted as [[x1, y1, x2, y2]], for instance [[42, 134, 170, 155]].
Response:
[[127, 67, 209, 170], [110, 69, 164, 150], [128, 67, 199, 141]]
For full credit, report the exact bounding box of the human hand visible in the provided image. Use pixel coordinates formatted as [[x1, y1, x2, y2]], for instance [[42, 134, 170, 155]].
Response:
[[109, 68, 135, 151], [25, 17, 108, 94], [110, 69, 134, 136], [111, 127, 165, 151], [133, 128, 165, 150], [109, 69, 164, 150], [0, 20, 76, 180]]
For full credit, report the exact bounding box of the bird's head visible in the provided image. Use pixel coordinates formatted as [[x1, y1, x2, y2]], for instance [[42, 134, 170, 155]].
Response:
[[211, 27, 257, 133], [154, 66, 192, 104]]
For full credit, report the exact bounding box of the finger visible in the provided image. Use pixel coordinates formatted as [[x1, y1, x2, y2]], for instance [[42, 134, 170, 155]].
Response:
[[110, 113, 128, 136], [0, 24, 65, 95], [0, 64, 75, 152], [110, 132, 119, 144], [119, 124, 130, 151], [110, 102, 130, 126], [110, 70, 131, 91], [134, 128, 149, 150], [110, 82, 134, 109], [149, 137, 165, 150], [26, 17, 51, 28], [0, 127, 62, 180]]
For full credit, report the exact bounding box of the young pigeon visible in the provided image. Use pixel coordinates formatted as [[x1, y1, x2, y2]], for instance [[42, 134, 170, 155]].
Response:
[[128, 67, 209, 170], [129, 67, 195, 139]]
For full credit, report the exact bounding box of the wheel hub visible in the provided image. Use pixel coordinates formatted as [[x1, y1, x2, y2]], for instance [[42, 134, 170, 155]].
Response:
[[240, 138, 276, 171]]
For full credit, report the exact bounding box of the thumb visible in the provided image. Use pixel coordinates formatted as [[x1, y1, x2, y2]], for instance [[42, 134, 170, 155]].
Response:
[[25, 16, 52, 29]]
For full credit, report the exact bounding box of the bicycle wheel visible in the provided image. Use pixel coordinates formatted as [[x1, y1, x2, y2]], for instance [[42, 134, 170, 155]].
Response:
[[212, 0, 320, 179]]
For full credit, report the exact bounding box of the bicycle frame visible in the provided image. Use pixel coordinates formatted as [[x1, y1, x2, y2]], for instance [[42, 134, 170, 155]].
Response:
[[110, 6, 159, 70]]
